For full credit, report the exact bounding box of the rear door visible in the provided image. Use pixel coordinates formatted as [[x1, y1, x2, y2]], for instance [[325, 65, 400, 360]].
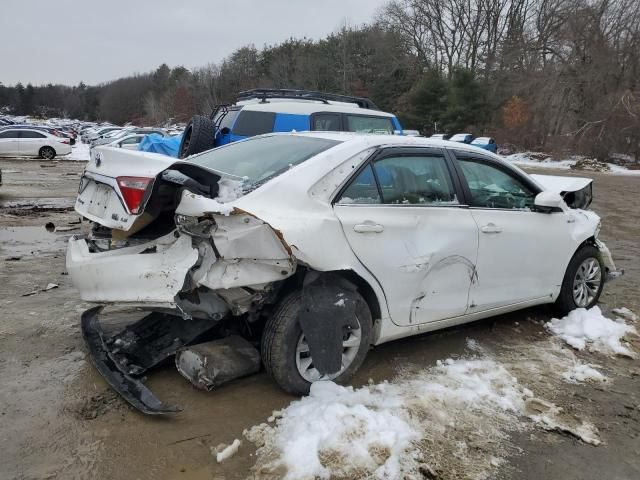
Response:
[[451, 151, 576, 311], [334, 147, 479, 327], [0, 130, 21, 155]]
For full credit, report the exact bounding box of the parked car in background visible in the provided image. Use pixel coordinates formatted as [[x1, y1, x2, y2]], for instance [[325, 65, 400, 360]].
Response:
[[178, 88, 403, 158], [430, 133, 451, 140], [449, 133, 474, 144], [471, 136, 497, 153], [83, 126, 122, 143], [0, 128, 71, 159], [91, 128, 167, 147], [0, 125, 77, 145], [102, 133, 157, 150]]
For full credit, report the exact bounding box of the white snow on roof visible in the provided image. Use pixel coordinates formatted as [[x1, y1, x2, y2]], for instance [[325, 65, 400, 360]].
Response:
[[241, 101, 395, 117], [546, 306, 637, 357]]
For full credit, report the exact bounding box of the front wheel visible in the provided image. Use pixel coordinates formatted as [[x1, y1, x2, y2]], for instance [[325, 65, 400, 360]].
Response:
[[261, 289, 372, 395], [555, 245, 605, 315], [39, 146, 56, 160]]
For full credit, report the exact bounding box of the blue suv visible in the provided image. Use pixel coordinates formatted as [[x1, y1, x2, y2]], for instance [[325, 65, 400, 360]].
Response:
[[178, 89, 403, 158]]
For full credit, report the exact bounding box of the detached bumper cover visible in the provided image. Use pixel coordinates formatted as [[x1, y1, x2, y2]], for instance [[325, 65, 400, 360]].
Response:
[[81, 306, 182, 415]]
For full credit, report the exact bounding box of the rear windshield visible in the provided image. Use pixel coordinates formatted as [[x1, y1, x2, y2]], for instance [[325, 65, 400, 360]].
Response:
[[345, 115, 394, 134], [189, 135, 340, 186]]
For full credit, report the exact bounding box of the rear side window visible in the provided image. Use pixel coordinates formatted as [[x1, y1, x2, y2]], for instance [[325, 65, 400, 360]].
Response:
[[374, 155, 458, 205], [21, 131, 46, 139], [346, 115, 394, 134], [232, 111, 276, 136], [0, 130, 20, 139], [312, 113, 341, 131], [338, 165, 381, 204]]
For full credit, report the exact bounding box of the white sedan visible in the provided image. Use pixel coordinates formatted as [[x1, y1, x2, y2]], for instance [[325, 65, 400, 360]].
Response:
[[0, 128, 72, 159], [66, 133, 621, 413]]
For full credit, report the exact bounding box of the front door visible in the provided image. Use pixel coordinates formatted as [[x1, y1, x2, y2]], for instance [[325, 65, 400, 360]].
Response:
[[453, 154, 576, 311], [334, 148, 479, 326], [0, 130, 21, 156]]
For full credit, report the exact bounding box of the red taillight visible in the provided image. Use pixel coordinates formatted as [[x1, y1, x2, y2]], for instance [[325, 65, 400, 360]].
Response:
[[60, 139, 70, 144], [116, 176, 153, 214]]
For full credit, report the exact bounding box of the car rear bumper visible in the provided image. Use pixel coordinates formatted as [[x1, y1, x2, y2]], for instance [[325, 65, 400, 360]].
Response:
[[66, 232, 198, 304]]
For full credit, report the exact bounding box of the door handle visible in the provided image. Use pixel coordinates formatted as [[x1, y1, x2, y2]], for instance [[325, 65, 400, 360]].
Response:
[[354, 223, 384, 233], [480, 223, 502, 234]]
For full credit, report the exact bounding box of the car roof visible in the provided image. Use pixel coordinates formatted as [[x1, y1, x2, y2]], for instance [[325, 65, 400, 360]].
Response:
[[237, 100, 396, 117], [472, 137, 493, 142]]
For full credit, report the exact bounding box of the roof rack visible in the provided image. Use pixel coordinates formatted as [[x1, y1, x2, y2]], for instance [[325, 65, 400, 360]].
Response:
[[236, 88, 380, 110]]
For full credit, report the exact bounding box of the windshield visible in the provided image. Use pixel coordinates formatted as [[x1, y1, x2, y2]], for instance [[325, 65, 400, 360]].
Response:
[[189, 135, 341, 186]]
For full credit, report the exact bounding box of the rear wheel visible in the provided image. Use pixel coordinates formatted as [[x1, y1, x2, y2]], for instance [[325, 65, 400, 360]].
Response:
[[555, 245, 604, 315], [39, 146, 56, 160], [261, 289, 372, 395], [178, 115, 215, 158]]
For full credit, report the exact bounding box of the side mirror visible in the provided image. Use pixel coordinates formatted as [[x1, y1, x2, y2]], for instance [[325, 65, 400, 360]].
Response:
[[534, 191, 564, 212]]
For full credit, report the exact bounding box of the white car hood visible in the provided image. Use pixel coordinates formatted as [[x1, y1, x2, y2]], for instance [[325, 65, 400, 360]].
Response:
[[530, 174, 592, 193]]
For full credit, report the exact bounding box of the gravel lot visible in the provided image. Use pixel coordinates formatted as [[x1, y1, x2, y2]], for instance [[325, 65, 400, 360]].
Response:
[[0, 157, 638, 480]]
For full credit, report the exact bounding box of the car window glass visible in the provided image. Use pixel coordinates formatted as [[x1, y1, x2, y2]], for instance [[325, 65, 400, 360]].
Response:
[[345, 115, 394, 134], [312, 114, 341, 131], [190, 135, 339, 187], [458, 159, 535, 209], [337, 165, 381, 204], [0, 130, 20, 139], [21, 131, 46, 139], [121, 137, 140, 145], [373, 155, 458, 205], [232, 111, 276, 136], [218, 109, 240, 131]]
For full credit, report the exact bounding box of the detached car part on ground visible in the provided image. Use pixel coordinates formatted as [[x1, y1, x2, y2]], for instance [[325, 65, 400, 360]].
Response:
[[67, 133, 623, 414]]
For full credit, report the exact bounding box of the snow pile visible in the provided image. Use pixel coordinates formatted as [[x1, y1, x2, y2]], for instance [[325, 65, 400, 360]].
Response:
[[67, 142, 90, 161], [213, 439, 241, 463], [502, 152, 640, 176], [246, 359, 535, 479], [546, 307, 637, 357], [562, 363, 607, 383], [612, 307, 638, 322]]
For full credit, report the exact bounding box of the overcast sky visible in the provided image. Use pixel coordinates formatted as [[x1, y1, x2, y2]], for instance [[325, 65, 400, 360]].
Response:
[[0, 0, 389, 87]]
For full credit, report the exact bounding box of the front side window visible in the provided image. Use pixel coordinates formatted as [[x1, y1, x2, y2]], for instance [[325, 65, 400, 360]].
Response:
[[0, 130, 20, 139], [312, 113, 341, 131], [458, 158, 535, 210], [345, 115, 394, 134], [232, 111, 276, 136], [374, 155, 458, 205], [121, 136, 141, 145], [190, 135, 340, 186]]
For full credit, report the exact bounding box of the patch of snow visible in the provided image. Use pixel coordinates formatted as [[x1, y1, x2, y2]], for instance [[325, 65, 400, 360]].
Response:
[[612, 307, 638, 322], [245, 359, 539, 479], [67, 142, 90, 161], [562, 362, 607, 383], [502, 152, 640, 176], [546, 306, 637, 357], [214, 439, 241, 463], [210, 178, 246, 215], [334, 298, 345, 307]]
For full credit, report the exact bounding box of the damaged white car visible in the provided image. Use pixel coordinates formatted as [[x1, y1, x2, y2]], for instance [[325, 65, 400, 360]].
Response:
[[67, 132, 622, 414]]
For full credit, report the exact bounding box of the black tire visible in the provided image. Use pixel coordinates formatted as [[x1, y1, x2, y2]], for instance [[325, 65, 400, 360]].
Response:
[[261, 289, 372, 395], [555, 245, 605, 315], [39, 146, 56, 160], [178, 115, 216, 159]]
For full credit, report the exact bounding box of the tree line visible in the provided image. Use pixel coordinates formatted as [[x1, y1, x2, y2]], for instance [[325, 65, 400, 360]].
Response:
[[0, 0, 638, 161]]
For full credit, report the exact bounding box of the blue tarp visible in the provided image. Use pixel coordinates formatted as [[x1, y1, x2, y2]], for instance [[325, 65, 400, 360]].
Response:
[[138, 133, 182, 157]]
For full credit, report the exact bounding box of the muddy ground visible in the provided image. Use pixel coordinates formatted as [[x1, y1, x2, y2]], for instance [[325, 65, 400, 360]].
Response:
[[0, 157, 638, 480]]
